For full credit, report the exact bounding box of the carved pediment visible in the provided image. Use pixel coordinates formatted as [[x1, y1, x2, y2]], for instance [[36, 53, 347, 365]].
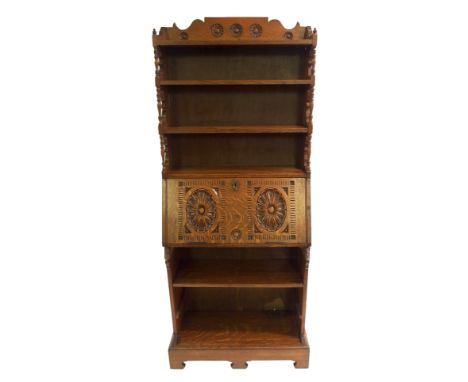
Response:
[[153, 17, 317, 45]]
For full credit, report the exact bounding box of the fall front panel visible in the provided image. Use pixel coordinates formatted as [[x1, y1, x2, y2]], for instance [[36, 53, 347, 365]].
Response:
[[164, 178, 306, 245]]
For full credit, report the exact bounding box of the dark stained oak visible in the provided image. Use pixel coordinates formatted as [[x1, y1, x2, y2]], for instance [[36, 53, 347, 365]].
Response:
[[161, 45, 310, 80], [160, 79, 313, 85], [182, 287, 299, 312], [167, 134, 306, 170], [163, 167, 306, 178], [173, 258, 303, 288], [156, 40, 314, 46], [153, 17, 317, 369], [153, 17, 317, 45], [161, 125, 308, 134], [165, 85, 306, 126], [174, 311, 302, 349], [169, 332, 309, 369]]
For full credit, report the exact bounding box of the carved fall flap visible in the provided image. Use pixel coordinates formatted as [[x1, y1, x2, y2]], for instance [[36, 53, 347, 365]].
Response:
[[164, 178, 306, 245]]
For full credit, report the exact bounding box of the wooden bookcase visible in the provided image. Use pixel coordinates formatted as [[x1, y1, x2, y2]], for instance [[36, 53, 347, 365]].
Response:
[[152, 17, 317, 369]]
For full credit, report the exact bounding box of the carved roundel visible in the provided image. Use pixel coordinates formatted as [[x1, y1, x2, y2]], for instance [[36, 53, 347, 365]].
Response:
[[255, 188, 287, 232], [186, 189, 217, 232], [230, 23, 243, 37], [210, 23, 224, 38], [231, 229, 242, 240], [249, 23, 263, 37]]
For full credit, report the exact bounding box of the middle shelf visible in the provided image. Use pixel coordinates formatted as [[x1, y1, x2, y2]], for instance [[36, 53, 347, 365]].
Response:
[[174, 259, 303, 288], [163, 85, 306, 127], [170, 247, 305, 288]]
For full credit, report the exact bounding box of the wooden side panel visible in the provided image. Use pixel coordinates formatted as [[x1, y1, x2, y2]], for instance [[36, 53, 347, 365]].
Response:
[[163, 178, 306, 246]]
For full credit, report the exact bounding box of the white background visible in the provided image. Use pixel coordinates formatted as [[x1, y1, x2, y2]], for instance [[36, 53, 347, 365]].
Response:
[[1, 0, 467, 381]]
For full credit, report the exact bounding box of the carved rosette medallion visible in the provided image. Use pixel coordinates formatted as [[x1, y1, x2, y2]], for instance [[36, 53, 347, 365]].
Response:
[[230, 23, 243, 37], [186, 189, 217, 232], [231, 229, 242, 240], [255, 188, 287, 231], [210, 23, 224, 38], [249, 23, 263, 37]]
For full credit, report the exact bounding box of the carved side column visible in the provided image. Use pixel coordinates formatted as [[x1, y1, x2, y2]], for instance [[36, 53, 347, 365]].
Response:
[[154, 39, 169, 174], [304, 36, 316, 177], [302, 29, 316, 343]]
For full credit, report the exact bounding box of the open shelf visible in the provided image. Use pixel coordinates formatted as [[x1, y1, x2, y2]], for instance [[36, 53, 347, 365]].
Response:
[[171, 284, 305, 357], [182, 286, 299, 309], [160, 80, 312, 85], [167, 134, 305, 172], [164, 167, 305, 178], [161, 125, 308, 134], [161, 45, 310, 81], [173, 311, 302, 349], [174, 259, 303, 288], [172, 247, 304, 287], [166, 86, 305, 126]]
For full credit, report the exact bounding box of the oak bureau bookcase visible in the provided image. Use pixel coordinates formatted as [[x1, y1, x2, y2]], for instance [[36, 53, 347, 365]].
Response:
[[152, 17, 317, 369]]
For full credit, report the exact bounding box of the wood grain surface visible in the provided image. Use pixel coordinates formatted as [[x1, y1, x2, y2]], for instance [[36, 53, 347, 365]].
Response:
[[175, 311, 301, 348], [164, 177, 307, 246], [173, 258, 303, 288], [153, 17, 317, 45], [160, 80, 312, 85], [169, 332, 309, 369], [164, 167, 306, 179], [161, 126, 308, 134], [153, 17, 316, 369], [161, 45, 310, 80]]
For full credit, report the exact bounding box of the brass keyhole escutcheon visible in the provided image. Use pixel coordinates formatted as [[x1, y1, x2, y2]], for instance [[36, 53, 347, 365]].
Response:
[[231, 179, 240, 191]]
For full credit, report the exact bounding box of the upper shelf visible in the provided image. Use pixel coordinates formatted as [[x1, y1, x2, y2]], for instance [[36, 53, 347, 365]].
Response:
[[153, 17, 317, 47], [160, 45, 311, 81], [155, 40, 314, 46], [160, 79, 313, 86]]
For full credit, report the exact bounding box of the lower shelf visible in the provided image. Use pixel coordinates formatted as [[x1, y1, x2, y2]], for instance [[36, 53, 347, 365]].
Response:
[[169, 311, 309, 368], [177, 311, 300, 348]]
